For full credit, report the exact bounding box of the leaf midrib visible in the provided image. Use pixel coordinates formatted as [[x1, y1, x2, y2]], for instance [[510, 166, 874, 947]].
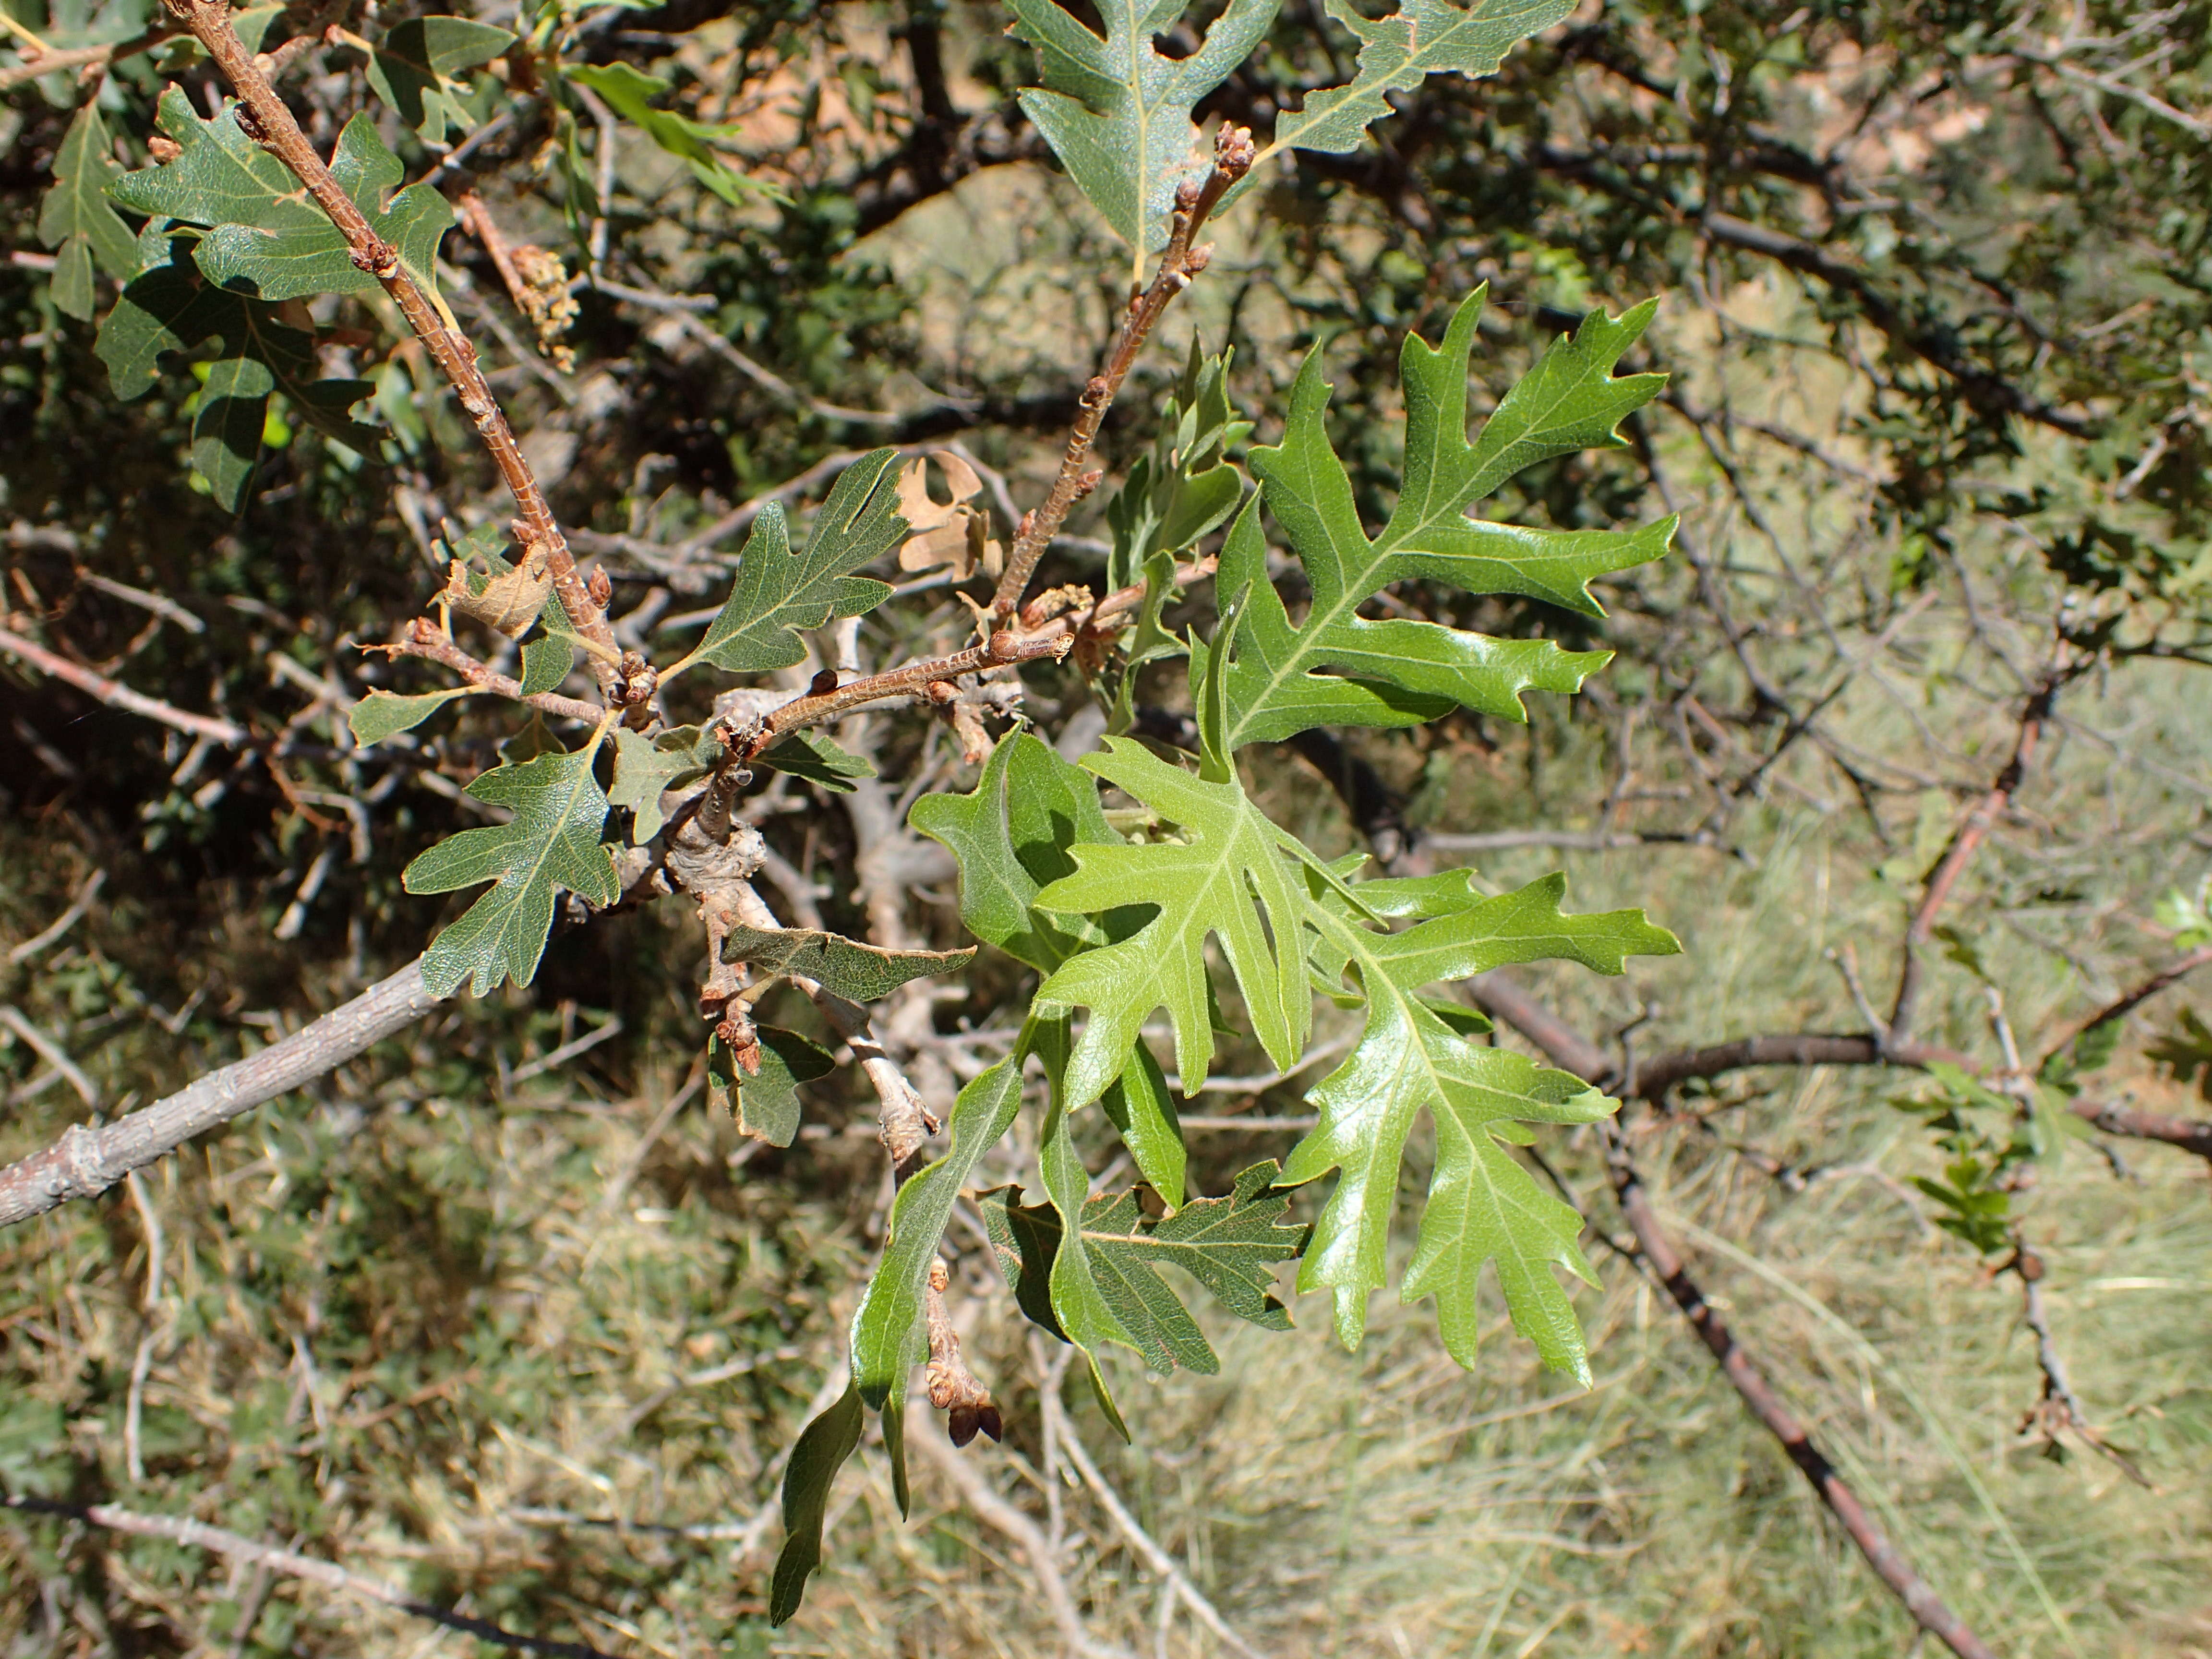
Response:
[[492, 750, 608, 923]]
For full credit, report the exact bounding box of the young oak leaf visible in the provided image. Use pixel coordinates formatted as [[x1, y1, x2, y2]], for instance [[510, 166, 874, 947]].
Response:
[[37, 102, 137, 321], [1031, 736, 1312, 1108], [981, 1161, 1309, 1375], [1205, 288, 1674, 748], [912, 731, 1188, 1203], [565, 62, 776, 210], [1287, 871, 1679, 1378], [689, 450, 905, 673], [1005, 0, 1278, 278], [402, 744, 621, 998]]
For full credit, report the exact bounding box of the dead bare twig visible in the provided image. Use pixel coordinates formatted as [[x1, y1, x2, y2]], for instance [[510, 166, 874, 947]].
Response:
[[0, 960, 443, 1231], [1602, 1125, 1997, 1659], [0, 1495, 625, 1659], [989, 124, 1255, 621]]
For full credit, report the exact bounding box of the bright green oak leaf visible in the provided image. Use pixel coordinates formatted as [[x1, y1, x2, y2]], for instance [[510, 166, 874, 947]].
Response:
[[718, 924, 973, 1003], [849, 1031, 1032, 1408], [37, 102, 136, 321], [1098, 1037, 1185, 1213], [911, 730, 1185, 1201], [1005, 0, 1277, 278], [910, 729, 1120, 974], [402, 741, 622, 998], [981, 1161, 1307, 1375], [364, 16, 514, 142], [95, 231, 379, 508], [1285, 869, 1678, 1378], [709, 1024, 836, 1148], [1201, 288, 1674, 748], [688, 450, 904, 673], [609, 724, 720, 842], [768, 1380, 865, 1625], [565, 61, 776, 210], [349, 686, 475, 747], [1031, 736, 1312, 1107]]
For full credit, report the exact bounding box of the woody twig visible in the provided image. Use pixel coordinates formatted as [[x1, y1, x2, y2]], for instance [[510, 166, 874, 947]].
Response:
[[158, 0, 621, 703]]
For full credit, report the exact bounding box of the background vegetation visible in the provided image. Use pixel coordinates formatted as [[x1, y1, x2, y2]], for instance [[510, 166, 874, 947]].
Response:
[[3, 0, 2210, 1654]]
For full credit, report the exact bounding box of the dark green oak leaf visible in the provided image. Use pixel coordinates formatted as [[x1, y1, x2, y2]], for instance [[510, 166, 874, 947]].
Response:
[[95, 230, 379, 508], [718, 925, 973, 1003], [364, 16, 514, 142], [402, 742, 621, 998], [768, 1381, 865, 1625], [685, 450, 904, 673], [756, 730, 875, 792], [848, 1034, 1031, 1407], [1005, 0, 1276, 275], [37, 102, 136, 321], [190, 113, 454, 303], [981, 1161, 1308, 1375], [709, 1025, 836, 1148]]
